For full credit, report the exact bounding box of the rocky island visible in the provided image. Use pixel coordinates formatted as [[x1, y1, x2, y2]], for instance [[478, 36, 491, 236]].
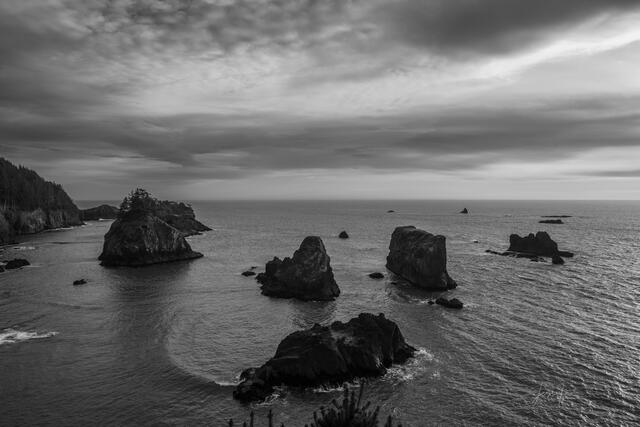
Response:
[[386, 226, 457, 290], [98, 189, 206, 267], [80, 205, 119, 221], [256, 236, 340, 301], [0, 157, 82, 245], [487, 231, 574, 264], [233, 313, 416, 402]]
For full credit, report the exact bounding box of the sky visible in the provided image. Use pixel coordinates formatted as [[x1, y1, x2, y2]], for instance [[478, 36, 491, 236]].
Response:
[[2, 0, 640, 201]]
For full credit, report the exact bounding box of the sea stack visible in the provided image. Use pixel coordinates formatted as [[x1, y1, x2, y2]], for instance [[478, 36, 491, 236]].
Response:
[[460, 208, 469, 214], [386, 226, 457, 290], [338, 230, 349, 239], [507, 232, 574, 258], [233, 313, 416, 402], [256, 236, 340, 301], [98, 189, 204, 267]]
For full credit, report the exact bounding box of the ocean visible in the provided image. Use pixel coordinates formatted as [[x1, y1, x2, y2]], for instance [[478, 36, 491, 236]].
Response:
[[1, 200, 638, 426]]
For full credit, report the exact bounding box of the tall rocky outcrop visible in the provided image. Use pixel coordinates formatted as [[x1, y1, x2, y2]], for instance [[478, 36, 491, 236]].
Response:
[[507, 232, 574, 258], [256, 236, 340, 301], [98, 189, 205, 267], [233, 313, 416, 402], [0, 157, 82, 244], [386, 226, 457, 290]]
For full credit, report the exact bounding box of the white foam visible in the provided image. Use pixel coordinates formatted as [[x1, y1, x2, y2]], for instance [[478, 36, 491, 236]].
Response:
[[11, 246, 36, 251], [0, 328, 58, 345], [386, 347, 434, 382]]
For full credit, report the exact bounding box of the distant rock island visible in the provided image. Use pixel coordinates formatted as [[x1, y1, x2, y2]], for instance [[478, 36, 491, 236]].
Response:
[[539, 219, 563, 224], [386, 226, 457, 290], [81, 205, 119, 221], [256, 236, 340, 301], [460, 207, 469, 214], [0, 157, 82, 245], [487, 231, 574, 264], [98, 189, 206, 267], [233, 313, 415, 402]]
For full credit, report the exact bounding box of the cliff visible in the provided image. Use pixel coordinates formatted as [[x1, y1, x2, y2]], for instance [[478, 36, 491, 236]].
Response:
[[0, 158, 82, 244]]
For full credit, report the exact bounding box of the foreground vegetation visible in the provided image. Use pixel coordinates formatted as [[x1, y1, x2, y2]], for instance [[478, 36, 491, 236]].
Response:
[[229, 385, 402, 427]]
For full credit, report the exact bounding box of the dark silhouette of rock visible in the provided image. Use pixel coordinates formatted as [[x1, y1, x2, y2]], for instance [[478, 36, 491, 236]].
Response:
[[387, 210, 395, 213], [460, 208, 469, 214], [80, 205, 119, 221], [73, 279, 87, 285], [539, 219, 563, 224], [508, 232, 574, 258], [256, 237, 340, 301], [4, 258, 30, 269], [99, 189, 205, 267], [99, 214, 203, 267], [552, 255, 565, 265], [435, 297, 463, 309], [541, 215, 572, 218], [338, 231, 349, 239], [152, 201, 211, 236], [368, 272, 384, 279], [233, 313, 416, 402], [241, 270, 256, 277], [0, 265, 4, 273], [386, 226, 457, 290], [427, 300, 434, 305]]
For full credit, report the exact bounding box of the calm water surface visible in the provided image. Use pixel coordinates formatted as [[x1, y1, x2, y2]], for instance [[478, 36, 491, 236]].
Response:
[[1, 200, 639, 426]]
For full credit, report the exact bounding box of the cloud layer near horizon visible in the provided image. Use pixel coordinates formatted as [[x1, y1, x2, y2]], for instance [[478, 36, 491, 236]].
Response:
[[2, 0, 640, 200]]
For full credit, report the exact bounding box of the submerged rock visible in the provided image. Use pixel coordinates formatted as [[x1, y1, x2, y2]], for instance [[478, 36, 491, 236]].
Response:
[[338, 231, 349, 239], [435, 297, 463, 309], [387, 210, 395, 213], [369, 272, 384, 279], [256, 236, 340, 301], [460, 208, 469, 214], [241, 270, 256, 277], [541, 215, 572, 218], [386, 226, 457, 290], [73, 279, 87, 285], [80, 205, 119, 221], [233, 313, 416, 402], [4, 258, 30, 270], [552, 255, 565, 265], [99, 214, 203, 267], [539, 219, 563, 224]]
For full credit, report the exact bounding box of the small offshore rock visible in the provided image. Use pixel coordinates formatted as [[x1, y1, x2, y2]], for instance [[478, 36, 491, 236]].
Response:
[[338, 231, 349, 239], [73, 279, 87, 286], [387, 210, 395, 213], [539, 219, 563, 224], [368, 272, 384, 279], [427, 300, 434, 305], [241, 270, 256, 277], [460, 208, 469, 214], [436, 297, 463, 309], [552, 255, 565, 265], [4, 258, 30, 270]]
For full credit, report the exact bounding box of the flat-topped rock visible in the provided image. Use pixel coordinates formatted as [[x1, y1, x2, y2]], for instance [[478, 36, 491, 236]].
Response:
[[508, 232, 574, 258], [539, 219, 563, 224], [436, 297, 463, 309], [386, 226, 457, 290], [256, 236, 340, 301], [3, 258, 30, 270], [233, 313, 416, 402]]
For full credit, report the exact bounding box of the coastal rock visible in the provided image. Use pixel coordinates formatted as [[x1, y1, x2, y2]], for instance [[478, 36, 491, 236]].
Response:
[[369, 272, 384, 279], [4, 258, 30, 269], [256, 236, 340, 301], [73, 279, 87, 285], [541, 215, 572, 218], [387, 210, 395, 213], [152, 201, 211, 236], [0, 265, 4, 273], [233, 313, 416, 402], [552, 255, 565, 265], [81, 205, 119, 221], [385, 226, 457, 290], [460, 208, 469, 214], [539, 219, 563, 224], [99, 214, 203, 267], [338, 231, 349, 239], [435, 297, 463, 309], [508, 232, 574, 258], [241, 270, 256, 277]]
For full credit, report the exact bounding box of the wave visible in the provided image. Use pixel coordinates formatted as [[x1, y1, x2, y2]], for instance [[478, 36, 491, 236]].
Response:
[[0, 328, 58, 346], [385, 347, 434, 382]]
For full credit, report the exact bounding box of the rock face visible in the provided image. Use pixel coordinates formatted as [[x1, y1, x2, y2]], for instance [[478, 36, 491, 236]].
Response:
[[98, 214, 203, 267], [0, 158, 82, 244], [460, 208, 469, 214], [435, 297, 463, 309], [338, 231, 349, 239], [152, 201, 211, 236], [233, 313, 416, 402], [386, 226, 457, 290], [539, 219, 563, 224], [4, 259, 30, 270], [507, 232, 574, 258], [80, 205, 119, 221], [256, 237, 340, 301]]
